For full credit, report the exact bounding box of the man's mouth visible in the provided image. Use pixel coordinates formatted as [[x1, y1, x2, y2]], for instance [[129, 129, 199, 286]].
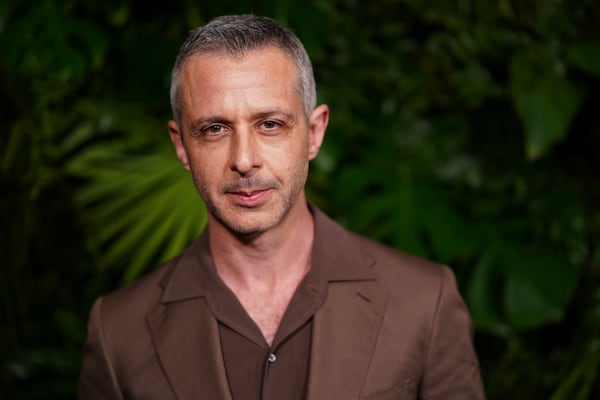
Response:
[[225, 188, 273, 207]]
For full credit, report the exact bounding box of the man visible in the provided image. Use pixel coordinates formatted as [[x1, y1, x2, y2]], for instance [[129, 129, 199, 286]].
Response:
[[79, 14, 484, 399]]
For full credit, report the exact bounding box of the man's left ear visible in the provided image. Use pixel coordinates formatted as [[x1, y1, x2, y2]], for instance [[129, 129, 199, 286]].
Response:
[[307, 104, 329, 160]]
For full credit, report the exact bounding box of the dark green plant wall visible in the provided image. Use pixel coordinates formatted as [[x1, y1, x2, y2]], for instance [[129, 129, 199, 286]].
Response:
[[1, 1, 599, 398]]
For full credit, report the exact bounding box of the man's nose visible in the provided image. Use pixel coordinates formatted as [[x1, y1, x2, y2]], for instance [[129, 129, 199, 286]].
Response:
[[229, 128, 261, 176]]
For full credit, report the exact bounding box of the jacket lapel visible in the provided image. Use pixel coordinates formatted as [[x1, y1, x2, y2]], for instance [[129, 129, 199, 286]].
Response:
[[307, 280, 389, 400], [146, 233, 233, 400], [306, 208, 389, 400], [147, 298, 232, 400]]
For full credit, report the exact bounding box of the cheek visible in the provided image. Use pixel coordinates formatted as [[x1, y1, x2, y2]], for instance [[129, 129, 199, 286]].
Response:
[[265, 140, 308, 174], [187, 152, 220, 183], [270, 131, 309, 157], [280, 143, 311, 181]]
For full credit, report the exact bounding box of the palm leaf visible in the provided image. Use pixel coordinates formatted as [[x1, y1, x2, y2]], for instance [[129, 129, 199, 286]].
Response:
[[70, 141, 206, 283]]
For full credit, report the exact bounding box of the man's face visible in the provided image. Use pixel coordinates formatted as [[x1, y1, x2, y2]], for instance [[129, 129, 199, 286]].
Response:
[[168, 47, 327, 235]]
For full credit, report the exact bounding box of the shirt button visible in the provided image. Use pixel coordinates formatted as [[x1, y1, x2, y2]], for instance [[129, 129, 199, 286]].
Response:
[[268, 353, 277, 363]]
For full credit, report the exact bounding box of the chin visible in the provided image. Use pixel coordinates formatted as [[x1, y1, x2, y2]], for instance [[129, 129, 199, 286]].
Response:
[[225, 219, 279, 238], [214, 208, 283, 236]]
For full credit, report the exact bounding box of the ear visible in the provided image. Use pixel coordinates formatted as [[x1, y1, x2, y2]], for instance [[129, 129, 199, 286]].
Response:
[[307, 104, 329, 160], [168, 120, 191, 171]]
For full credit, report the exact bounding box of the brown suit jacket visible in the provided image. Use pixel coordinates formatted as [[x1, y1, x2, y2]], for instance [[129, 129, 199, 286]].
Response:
[[78, 208, 484, 399]]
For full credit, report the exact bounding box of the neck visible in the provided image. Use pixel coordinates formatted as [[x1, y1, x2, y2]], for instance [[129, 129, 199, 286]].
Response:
[[208, 200, 315, 292]]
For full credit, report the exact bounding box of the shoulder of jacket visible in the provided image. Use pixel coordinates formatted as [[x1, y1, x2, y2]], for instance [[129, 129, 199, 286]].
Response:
[[96, 256, 179, 322], [349, 232, 450, 290]]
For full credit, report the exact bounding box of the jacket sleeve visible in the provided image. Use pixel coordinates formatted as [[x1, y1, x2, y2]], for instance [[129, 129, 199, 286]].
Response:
[[78, 297, 124, 400], [419, 266, 485, 399]]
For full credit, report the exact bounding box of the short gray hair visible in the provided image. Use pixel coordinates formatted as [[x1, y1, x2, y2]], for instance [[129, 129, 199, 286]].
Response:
[[170, 14, 317, 125]]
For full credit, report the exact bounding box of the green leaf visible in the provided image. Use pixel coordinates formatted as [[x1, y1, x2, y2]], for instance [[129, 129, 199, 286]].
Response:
[[467, 239, 580, 333], [418, 184, 481, 261], [504, 277, 562, 330], [71, 144, 206, 282], [467, 253, 510, 336], [568, 41, 600, 80], [502, 244, 579, 330], [510, 48, 586, 160]]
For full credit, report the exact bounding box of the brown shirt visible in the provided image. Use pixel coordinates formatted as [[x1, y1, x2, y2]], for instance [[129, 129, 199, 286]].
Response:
[[200, 243, 330, 400]]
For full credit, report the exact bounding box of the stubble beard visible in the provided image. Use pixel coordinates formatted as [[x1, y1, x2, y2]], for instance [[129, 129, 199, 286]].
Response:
[[190, 165, 308, 236]]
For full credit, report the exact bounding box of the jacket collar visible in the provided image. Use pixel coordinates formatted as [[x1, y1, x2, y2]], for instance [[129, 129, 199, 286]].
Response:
[[159, 231, 213, 303], [158, 203, 376, 303]]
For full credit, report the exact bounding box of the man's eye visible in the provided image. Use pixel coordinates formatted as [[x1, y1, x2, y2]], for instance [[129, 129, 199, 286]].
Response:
[[261, 120, 281, 130], [202, 125, 225, 136]]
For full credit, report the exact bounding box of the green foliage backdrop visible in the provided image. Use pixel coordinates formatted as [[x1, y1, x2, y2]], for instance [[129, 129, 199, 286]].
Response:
[[1, 1, 599, 398]]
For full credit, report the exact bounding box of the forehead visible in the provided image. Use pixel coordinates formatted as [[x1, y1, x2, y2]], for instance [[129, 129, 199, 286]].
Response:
[[182, 46, 297, 93], [178, 46, 302, 119]]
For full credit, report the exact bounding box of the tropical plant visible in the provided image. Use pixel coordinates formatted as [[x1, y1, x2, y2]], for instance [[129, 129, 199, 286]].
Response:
[[1, 1, 599, 399]]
